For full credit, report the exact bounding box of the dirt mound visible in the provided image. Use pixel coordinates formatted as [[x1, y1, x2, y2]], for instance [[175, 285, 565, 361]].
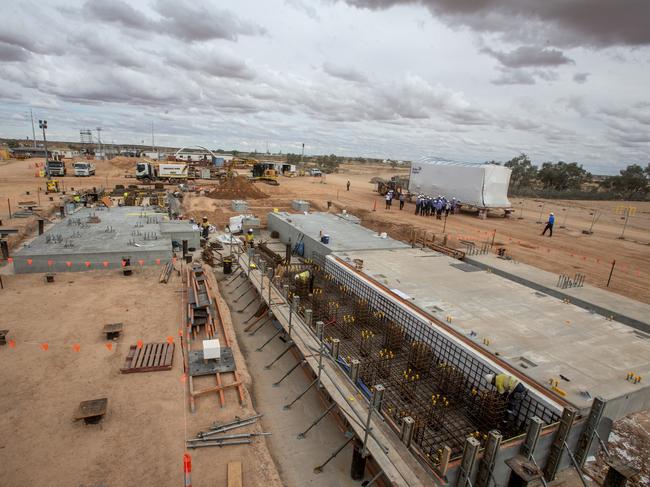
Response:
[[109, 156, 138, 171], [206, 176, 268, 200]]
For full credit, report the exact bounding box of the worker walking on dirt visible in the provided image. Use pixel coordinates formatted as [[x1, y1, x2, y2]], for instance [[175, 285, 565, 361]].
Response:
[[245, 228, 255, 248], [399, 192, 405, 210], [200, 216, 210, 239], [485, 373, 527, 428], [541, 212, 555, 237], [385, 192, 392, 210], [347, 180, 351, 191]]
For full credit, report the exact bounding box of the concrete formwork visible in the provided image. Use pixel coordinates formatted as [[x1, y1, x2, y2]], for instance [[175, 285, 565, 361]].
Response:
[[14, 207, 173, 273], [267, 212, 409, 259], [332, 248, 650, 420]]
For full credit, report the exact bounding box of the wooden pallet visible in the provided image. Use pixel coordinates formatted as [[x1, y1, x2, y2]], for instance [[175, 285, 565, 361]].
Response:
[[121, 342, 174, 373]]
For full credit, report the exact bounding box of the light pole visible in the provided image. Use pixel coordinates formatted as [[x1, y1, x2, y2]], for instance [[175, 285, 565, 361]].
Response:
[[39, 119, 49, 178]]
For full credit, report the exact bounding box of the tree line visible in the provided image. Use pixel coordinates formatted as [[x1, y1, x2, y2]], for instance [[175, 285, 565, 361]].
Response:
[[503, 154, 650, 200]]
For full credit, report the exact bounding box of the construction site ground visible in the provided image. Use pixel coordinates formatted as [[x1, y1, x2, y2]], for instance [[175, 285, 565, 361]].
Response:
[[0, 267, 282, 487], [1, 156, 649, 486]]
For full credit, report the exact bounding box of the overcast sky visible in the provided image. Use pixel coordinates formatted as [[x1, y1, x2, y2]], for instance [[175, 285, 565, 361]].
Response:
[[0, 0, 648, 174]]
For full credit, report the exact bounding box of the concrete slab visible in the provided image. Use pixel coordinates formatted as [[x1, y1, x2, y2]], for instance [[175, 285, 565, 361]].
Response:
[[333, 248, 650, 418], [14, 206, 172, 273], [465, 253, 650, 332], [268, 212, 409, 259]]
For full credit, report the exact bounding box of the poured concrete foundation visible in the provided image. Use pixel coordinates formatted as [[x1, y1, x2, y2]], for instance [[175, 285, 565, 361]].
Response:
[[267, 211, 409, 258], [14, 207, 174, 273]]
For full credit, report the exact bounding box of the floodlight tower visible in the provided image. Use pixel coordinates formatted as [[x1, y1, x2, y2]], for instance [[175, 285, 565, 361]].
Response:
[[38, 119, 49, 177]]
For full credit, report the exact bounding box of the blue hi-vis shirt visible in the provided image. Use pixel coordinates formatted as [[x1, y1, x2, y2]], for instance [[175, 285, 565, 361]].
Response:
[[548, 215, 555, 225]]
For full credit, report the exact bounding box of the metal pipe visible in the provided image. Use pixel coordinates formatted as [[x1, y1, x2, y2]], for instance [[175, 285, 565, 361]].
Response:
[[297, 403, 336, 439], [256, 327, 284, 352], [187, 439, 251, 449], [264, 342, 295, 369], [313, 436, 355, 473], [283, 379, 317, 410], [273, 359, 304, 387]]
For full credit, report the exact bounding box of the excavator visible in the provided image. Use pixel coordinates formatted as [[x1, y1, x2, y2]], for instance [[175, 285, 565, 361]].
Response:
[[250, 163, 280, 186]]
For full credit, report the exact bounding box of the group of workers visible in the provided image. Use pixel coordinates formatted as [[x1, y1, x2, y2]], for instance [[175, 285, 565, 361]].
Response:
[[414, 195, 458, 219], [384, 190, 406, 210]]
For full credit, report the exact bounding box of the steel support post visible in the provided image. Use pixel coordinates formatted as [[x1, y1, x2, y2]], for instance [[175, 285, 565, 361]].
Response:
[[273, 360, 304, 387], [305, 308, 313, 328], [574, 396, 606, 467], [521, 416, 544, 460], [543, 407, 577, 482], [283, 379, 317, 410], [400, 416, 415, 448], [476, 430, 502, 487], [361, 384, 384, 458], [256, 327, 284, 352], [314, 435, 355, 474], [331, 338, 340, 360], [456, 437, 480, 487], [350, 359, 360, 383], [297, 403, 336, 439], [264, 342, 295, 369]]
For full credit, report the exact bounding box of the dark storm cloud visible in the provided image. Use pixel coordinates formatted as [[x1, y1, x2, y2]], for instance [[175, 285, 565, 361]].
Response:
[[0, 42, 30, 62], [573, 72, 590, 84], [341, 0, 650, 48], [323, 63, 368, 82], [481, 46, 574, 68], [491, 69, 536, 86], [81, 0, 265, 42], [82, 0, 152, 29], [154, 0, 266, 42], [165, 48, 256, 80]]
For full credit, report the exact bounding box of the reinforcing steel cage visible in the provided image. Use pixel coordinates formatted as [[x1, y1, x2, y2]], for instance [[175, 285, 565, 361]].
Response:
[[271, 251, 560, 468]]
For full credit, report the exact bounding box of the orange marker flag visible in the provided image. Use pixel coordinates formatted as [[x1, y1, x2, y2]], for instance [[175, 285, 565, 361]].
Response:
[[47, 259, 54, 267], [156, 258, 161, 265], [40, 343, 49, 351], [180, 373, 187, 383], [7, 257, 13, 264], [103, 261, 109, 268], [8, 339, 16, 348], [166, 336, 174, 344], [66, 261, 72, 267], [85, 261, 91, 268], [137, 339, 143, 349], [138, 259, 144, 266], [72, 343, 81, 352], [105, 342, 113, 351], [27, 259, 33, 266]]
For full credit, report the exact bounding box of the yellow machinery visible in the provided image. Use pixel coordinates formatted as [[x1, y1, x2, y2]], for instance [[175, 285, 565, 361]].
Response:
[[46, 179, 60, 193]]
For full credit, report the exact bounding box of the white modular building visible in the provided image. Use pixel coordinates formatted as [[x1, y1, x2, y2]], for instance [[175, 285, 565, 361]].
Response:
[[409, 159, 512, 208]]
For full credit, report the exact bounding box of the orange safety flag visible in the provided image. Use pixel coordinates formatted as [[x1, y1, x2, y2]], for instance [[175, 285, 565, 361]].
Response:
[[105, 342, 113, 351], [137, 339, 143, 349], [40, 343, 49, 351], [72, 343, 81, 352], [66, 261, 72, 267], [85, 261, 91, 268], [156, 258, 161, 265], [103, 261, 109, 267], [47, 259, 54, 267], [121, 260, 127, 267], [8, 339, 16, 348], [166, 336, 174, 344], [138, 259, 144, 266], [27, 259, 33, 266]]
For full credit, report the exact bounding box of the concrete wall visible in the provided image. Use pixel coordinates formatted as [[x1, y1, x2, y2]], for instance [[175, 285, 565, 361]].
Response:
[[13, 249, 172, 273]]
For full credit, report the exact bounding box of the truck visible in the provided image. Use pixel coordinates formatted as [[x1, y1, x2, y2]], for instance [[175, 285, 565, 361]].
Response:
[[45, 160, 66, 177], [408, 159, 512, 210], [309, 168, 322, 177], [377, 175, 409, 196], [73, 161, 96, 176], [136, 162, 189, 182]]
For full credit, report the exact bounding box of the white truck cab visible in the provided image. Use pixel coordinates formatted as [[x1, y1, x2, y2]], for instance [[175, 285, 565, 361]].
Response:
[[73, 161, 95, 176]]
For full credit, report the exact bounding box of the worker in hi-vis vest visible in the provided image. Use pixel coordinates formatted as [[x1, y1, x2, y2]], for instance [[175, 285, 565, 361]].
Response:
[[485, 373, 527, 428], [245, 228, 255, 249], [294, 269, 315, 293], [200, 216, 210, 239]]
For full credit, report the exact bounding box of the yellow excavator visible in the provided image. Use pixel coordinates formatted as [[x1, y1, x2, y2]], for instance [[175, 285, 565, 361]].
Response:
[[251, 164, 279, 186], [46, 179, 61, 193]]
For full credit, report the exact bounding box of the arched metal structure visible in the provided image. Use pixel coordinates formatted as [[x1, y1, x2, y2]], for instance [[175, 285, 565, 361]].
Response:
[[173, 145, 219, 159]]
